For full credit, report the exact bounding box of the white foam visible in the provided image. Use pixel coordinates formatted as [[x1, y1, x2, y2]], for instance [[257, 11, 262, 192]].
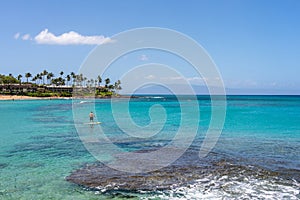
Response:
[[143, 175, 300, 200], [152, 96, 164, 99]]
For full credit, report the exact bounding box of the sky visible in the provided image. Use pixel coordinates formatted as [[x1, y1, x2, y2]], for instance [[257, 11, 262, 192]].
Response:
[[0, 0, 299, 94]]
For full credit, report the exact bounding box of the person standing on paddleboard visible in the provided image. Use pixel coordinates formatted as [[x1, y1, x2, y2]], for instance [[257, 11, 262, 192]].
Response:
[[89, 111, 94, 122]]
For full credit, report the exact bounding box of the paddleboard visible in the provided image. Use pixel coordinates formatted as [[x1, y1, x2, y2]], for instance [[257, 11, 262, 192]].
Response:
[[84, 122, 101, 125]]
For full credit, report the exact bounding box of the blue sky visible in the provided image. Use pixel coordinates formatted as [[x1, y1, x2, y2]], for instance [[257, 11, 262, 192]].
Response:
[[0, 0, 299, 94]]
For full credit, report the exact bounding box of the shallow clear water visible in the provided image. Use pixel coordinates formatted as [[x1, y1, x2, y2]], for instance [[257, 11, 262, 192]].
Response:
[[0, 96, 299, 199]]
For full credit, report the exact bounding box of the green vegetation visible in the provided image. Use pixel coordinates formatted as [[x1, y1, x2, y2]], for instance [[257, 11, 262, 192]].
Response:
[[0, 70, 121, 98], [0, 74, 19, 84]]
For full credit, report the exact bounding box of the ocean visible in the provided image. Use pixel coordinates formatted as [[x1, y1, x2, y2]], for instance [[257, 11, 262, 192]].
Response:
[[0, 95, 299, 199]]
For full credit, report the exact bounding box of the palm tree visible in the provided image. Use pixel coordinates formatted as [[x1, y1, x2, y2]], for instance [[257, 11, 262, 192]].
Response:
[[105, 78, 110, 88], [114, 80, 122, 94], [70, 72, 76, 86], [51, 77, 65, 86], [40, 73, 44, 85], [66, 75, 71, 86], [83, 77, 87, 87], [78, 74, 84, 86], [36, 73, 42, 85], [60, 71, 64, 78], [25, 72, 32, 83], [90, 79, 94, 87], [47, 72, 54, 85], [42, 70, 48, 85], [32, 76, 37, 84], [60, 77, 65, 86], [97, 75, 102, 87], [17, 74, 22, 84], [75, 74, 82, 86], [108, 84, 114, 90]]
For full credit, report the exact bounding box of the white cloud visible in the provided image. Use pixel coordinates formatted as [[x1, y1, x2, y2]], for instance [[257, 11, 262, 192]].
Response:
[[270, 82, 277, 87], [22, 34, 31, 40], [187, 76, 203, 82], [160, 76, 205, 84], [139, 54, 149, 61], [183, 76, 206, 84], [224, 79, 258, 88], [161, 76, 184, 81], [169, 76, 183, 80], [34, 29, 112, 45], [145, 75, 155, 80], [14, 33, 20, 39]]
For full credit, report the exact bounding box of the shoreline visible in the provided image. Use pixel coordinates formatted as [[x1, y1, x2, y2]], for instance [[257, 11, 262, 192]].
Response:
[[0, 94, 132, 101], [0, 95, 69, 100]]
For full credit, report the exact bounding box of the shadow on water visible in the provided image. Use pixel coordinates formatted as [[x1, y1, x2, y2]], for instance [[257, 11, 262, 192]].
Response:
[[5, 131, 89, 159], [0, 163, 9, 169]]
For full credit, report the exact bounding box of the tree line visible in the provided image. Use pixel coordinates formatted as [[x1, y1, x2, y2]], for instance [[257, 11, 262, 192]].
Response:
[[0, 70, 122, 97]]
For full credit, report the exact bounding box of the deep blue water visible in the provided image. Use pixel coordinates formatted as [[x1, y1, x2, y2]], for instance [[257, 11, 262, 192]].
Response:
[[0, 95, 299, 199]]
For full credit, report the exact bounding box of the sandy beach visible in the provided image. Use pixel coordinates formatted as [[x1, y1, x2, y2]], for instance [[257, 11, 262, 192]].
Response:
[[0, 95, 70, 100]]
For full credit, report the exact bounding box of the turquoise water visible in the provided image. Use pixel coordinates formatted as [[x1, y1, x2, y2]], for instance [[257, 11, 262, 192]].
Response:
[[0, 96, 299, 199]]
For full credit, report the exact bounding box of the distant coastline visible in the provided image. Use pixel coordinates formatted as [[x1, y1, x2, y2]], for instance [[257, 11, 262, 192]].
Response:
[[0, 94, 129, 101]]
